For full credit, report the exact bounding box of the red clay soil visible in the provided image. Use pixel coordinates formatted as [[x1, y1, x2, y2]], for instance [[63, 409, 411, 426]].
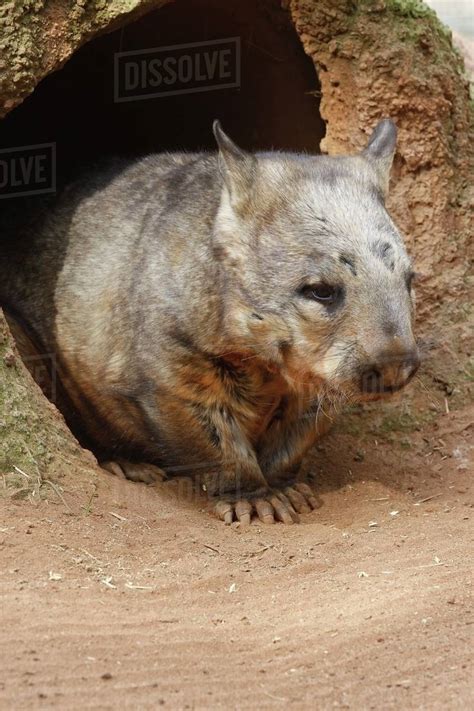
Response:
[[1, 401, 472, 710]]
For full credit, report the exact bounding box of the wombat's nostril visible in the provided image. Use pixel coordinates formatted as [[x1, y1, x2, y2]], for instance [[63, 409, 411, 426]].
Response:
[[360, 367, 384, 394]]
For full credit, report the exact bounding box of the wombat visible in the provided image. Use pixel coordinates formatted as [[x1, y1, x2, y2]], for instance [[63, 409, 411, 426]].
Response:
[[0, 119, 419, 524]]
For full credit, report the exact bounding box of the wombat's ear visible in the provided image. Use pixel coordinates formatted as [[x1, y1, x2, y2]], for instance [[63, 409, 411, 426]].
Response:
[[213, 120, 256, 211], [362, 119, 397, 196]]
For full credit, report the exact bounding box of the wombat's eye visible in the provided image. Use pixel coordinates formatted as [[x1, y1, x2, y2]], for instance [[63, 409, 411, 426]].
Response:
[[301, 283, 341, 304]]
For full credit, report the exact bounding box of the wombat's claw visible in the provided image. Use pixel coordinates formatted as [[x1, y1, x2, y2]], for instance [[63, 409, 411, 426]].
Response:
[[215, 499, 253, 526], [215, 492, 301, 526], [288, 482, 320, 511], [101, 460, 167, 485]]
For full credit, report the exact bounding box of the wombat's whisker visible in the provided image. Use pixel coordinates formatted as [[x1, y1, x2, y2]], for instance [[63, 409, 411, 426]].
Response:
[[412, 375, 442, 405]]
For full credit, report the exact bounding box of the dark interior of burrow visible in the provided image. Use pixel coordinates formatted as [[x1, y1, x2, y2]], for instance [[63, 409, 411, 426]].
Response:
[[0, 0, 324, 188]]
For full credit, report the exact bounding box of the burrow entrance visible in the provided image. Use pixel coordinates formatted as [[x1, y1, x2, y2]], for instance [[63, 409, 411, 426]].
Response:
[[0, 0, 325, 189], [0, 0, 325, 455]]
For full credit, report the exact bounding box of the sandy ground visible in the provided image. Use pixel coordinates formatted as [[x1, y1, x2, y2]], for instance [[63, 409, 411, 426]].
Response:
[[1, 402, 472, 710]]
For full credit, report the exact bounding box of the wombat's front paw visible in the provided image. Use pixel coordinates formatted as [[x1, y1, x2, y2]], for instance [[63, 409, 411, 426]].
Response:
[[214, 483, 319, 526], [101, 459, 167, 485]]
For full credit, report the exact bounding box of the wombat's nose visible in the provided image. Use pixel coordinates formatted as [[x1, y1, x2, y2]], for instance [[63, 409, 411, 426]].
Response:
[[360, 350, 420, 394]]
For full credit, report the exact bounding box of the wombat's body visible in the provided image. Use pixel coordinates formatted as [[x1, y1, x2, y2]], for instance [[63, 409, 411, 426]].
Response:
[[0, 121, 419, 524]]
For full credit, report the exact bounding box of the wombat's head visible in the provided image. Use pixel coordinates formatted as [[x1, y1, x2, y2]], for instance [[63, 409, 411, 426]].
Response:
[[213, 119, 420, 401]]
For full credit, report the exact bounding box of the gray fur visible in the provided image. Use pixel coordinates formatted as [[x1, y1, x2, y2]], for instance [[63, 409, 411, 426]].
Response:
[[0, 119, 419, 501]]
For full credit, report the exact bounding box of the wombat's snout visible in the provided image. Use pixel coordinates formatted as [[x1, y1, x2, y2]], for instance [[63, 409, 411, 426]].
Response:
[[360, 346, 420, 395]]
